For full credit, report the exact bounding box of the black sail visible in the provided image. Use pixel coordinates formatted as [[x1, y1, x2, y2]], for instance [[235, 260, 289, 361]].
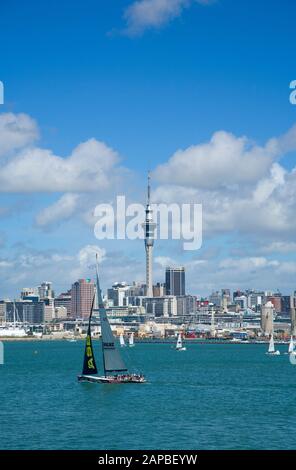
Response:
[[82, 295, 98, 375], [96, 258, 127, 375]]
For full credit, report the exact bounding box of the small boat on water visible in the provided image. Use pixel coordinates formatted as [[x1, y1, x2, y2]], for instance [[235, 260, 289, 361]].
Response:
[[176, 333, 186, 351], [266, 334, 280, 356], [77, 257, 146, 384], [129, 332, 135, 348], [119, 333, 126, 347], [288, 335, 295, 355]]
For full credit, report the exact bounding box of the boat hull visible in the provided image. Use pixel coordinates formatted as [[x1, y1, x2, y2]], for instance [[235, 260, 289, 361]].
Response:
[[77, 374, 146, 384]]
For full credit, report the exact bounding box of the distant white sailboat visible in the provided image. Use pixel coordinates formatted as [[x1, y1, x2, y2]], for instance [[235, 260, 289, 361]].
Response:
[[288, 335, 295, 354], [266, 334, 280, 356], [129, 332, 135, 348], [120, 333, 126, 347], [176, 333, 186, 351]]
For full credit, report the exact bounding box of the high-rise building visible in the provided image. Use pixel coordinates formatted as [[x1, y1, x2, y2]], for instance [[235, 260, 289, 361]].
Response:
[[38, 282, 54, 300], [6, 301, 44, 324], [266, 293, 282, 313], [71, 279, 95, 319], [107, 282, 130, 307], [55, 290, 72, 317], [209, 291, 222, 307], [143, 296, 177, 317], [142, 174, 156, 297], [153, 283, 166, 297], [21, 287, 38, 299], [165, 267, 185, 296]]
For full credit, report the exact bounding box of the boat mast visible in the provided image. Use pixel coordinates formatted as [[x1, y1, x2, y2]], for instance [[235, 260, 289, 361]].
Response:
[[96, 254, 107, 377]]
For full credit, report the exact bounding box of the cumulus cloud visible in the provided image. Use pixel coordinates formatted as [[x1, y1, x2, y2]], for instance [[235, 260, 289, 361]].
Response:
[[152, 124, 296, 239], [154, 127, 296, 189], [0, 113, 39, 157], [123, 0, 212, 36], [0, 136, 120, 193]]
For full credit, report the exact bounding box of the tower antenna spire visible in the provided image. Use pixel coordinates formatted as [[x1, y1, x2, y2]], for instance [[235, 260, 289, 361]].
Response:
[[147, 171, 151, 204]]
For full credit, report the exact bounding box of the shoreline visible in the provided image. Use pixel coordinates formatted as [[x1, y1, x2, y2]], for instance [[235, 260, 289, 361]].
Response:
[[0, 336, 287, 345]]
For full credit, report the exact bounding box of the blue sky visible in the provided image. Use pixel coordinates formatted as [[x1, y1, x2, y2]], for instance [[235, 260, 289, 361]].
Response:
[[0, 0, 296, 297]]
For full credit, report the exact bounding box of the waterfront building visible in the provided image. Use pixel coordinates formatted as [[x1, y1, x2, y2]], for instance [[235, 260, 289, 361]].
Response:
[[44, 298, 55, 322], [209, 291, 222, 307], [54, 306, 67, 319], [38, 281, 54, 300], [165, 267, 185, 296], [280, 295, 291, 315], [176, 295, 197, 315], [153, 282, 166, 297], [266, 293, 282, 313], [55, 290, 72, 317], [234, 295, 248, 310], [107, 282, 130, 307], [247, 291, 265, 311], [6, 301, 44, 324], [143, 296, 177, 317], [261, 301, 275, 335], [21, 287, 38, 299], [0, 301, 6, 323], [71, 279, 95, 319], [126, 282, 146, 297], [221, 289, 231, 305], [290, 295, 296, 335]]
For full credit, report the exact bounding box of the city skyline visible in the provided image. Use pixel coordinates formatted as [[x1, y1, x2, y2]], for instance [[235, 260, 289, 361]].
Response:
[[0, 0, 296, 297]]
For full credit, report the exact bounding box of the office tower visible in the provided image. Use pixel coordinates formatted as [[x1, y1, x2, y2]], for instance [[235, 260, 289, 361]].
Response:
[[71, 279, 95, 319], [153, 283, 166, 297], [107, 282, 130, 307], [165, 267, 185, 296], [38, 282, 54, 300], [142, 173, 156, 297], [55, 290, 72, 317]]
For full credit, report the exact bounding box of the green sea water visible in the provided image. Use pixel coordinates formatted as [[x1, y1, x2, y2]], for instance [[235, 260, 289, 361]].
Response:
[[0, 340, 295, 450]]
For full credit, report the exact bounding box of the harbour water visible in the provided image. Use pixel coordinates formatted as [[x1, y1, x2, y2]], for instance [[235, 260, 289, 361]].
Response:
[[1, 340, 295, 450]]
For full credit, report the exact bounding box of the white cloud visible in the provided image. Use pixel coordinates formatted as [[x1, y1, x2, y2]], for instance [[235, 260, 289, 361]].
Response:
[[35, 194, 80, 227], [78, 244, 106, 267], [0, 113, 39, 157], [261, 241, 296, 254], [0, 136, 120, 192], [155, 255, 177, 268], [219, 257, 279, 271], [123, 0, 212, 36], [152, 124, 296, 239], [154, 127, 296, 190]]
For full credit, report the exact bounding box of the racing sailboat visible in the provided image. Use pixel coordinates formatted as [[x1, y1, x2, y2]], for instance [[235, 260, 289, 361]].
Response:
[[119, 333, 126, 347], [129, 332, 135, 347], [266, 334, 280, 356], [176, 333, 186, 351], [288, 335, 295, 354], [77, 257, 146, 384]]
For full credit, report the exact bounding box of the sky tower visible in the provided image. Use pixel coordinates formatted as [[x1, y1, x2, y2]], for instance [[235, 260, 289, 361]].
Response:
[[143, 173, 156, 297]]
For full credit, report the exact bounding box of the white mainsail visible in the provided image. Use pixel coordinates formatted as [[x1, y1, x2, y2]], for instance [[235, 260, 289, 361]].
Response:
[[129, 332, 134, 347], [288, 335, 294, 354], [176, 333, 183, 350], [96, 261, 127, 375], [268, 335, 275, 353], [120, 334, 126, 347]]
